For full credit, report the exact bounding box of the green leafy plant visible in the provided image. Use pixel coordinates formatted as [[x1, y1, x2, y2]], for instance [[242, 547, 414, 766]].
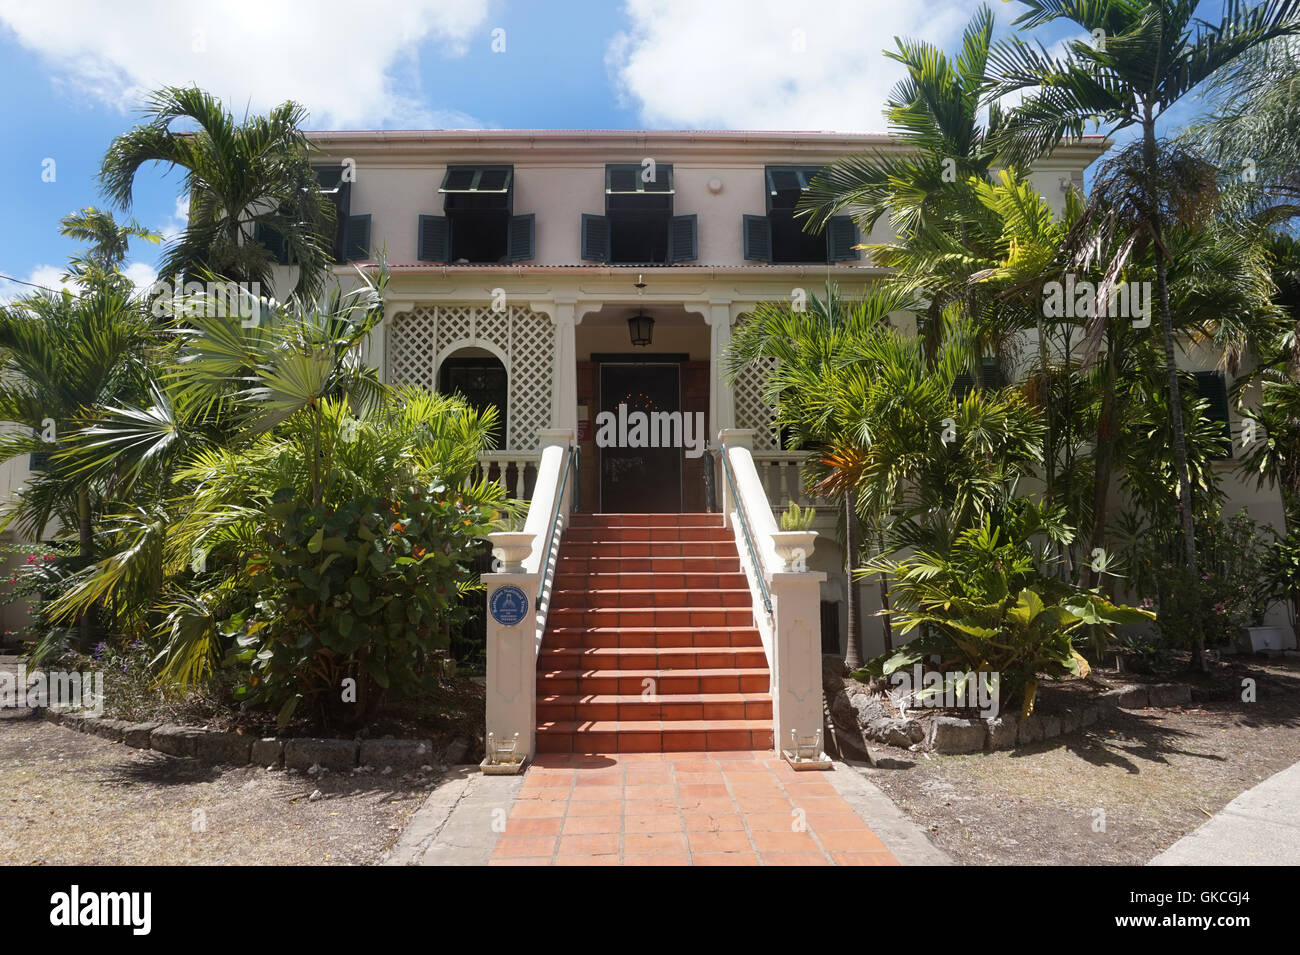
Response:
[[857, 500, 1152, 716], [778, 502, 817, 531], [237, 481, 494, 728]]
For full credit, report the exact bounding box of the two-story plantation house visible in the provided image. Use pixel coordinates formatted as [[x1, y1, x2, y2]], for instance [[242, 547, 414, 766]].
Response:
[[240, 128, 1291, 759]]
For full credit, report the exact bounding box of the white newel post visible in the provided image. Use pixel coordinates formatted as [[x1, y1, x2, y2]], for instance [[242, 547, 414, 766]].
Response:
[[483, 429, 575, 769], [769, 568, 827, 756]]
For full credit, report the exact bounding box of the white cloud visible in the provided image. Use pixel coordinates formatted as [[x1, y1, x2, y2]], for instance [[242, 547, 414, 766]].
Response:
[[0, 0, 493, 128], [608, 0, 974, 130], [159, 195, 189, 244], [122, 261, 159, 292], [0, 262, 161, 304], [0, 265, 72, 303]]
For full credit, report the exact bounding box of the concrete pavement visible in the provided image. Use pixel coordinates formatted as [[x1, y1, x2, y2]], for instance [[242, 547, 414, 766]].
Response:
[[1149, 760, 1300, 866]]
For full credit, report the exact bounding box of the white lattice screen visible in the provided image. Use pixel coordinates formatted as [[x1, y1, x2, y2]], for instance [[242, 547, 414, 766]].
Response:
[[731, 314, 780, 450], [386, 305, 555, 451]]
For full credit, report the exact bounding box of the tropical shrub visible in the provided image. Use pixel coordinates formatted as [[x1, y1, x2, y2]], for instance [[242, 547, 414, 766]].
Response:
[[857, 500, 1152, 715], [240, 481, 495, 728], [1116, 509, 1280, 648]]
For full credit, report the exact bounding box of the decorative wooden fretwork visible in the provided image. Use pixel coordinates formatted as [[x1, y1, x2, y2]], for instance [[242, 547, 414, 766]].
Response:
[[731, 313, 780, 450], [386, 305, 555, 451]]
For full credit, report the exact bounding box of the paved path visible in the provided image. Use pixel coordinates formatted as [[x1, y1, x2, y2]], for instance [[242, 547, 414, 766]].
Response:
[[1149, 760, 1300, 866], [389, 750, 950, 866]]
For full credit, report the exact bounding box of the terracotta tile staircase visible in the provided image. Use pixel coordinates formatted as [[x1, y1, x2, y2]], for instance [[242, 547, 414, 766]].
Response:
[[536, 513, 775, 753]]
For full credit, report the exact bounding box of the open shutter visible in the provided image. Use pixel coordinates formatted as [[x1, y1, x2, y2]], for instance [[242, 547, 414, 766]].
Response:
[[667, 214, 697, 263], [507, 213, 535, 262], [417, 215, 449, 262], [827, 216, 859, 262], [331, 180, 352, 263], [344, 214, 371, 262], [1194, 371, 1233, 459], [742, 214, 772, 263], [254, 222, 289, 265], [581, 213, 609, 262]]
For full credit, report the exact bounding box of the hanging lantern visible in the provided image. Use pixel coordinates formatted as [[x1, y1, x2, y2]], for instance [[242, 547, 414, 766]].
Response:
[[627, 311, 654, 347]]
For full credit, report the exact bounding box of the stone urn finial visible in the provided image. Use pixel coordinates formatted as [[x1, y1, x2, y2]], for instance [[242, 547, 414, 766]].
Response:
[[487, 532, 535, 573]]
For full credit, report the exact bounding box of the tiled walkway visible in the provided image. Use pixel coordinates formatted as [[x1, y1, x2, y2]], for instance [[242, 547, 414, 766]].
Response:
[[489, 751, 899, 866]]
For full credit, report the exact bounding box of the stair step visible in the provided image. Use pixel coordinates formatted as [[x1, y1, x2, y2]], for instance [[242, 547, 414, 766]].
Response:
[[559, 541, 737, 558], [538, 693, 773, 722], [539, 646, 769, 669], [536, 512, 771, 754], [569, 513, 723, 528], [549, 588, 753, 609], [562, 526, 734, 543], [543, 626, 762, 649], [536, 720, 774, 754], [537, 668, 771, 695], [555, 555, 741, 573], [553, 572, 749, 590], [546, 607, 755, 628]]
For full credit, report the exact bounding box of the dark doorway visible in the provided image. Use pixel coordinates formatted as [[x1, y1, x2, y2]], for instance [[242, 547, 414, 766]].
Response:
[[439, 354, 507, 448], [598, 363, 682, 512]]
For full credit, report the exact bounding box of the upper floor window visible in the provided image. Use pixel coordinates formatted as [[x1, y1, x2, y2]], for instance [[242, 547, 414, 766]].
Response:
[[743, 165, 858, 264], [1193, 370, 1233, 460], [418, 165, 534, 264], [254, 164, 370, 265], [581, 163, 697, 265]]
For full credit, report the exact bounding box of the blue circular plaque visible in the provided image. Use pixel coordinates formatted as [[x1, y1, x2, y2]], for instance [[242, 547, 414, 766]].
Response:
[[489, 585, 529, 626]]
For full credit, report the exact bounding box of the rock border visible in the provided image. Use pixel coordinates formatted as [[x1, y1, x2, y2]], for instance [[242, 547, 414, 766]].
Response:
[[36, 707, 454, 772], [829, 670, 1193, 755]]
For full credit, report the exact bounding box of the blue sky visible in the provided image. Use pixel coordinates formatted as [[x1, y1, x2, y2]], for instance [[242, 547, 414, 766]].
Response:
[[0, 0, 1231, 297]]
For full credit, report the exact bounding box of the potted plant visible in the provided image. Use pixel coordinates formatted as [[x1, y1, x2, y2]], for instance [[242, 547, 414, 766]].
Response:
[[486, 506, 535, 573], [771, 502, 818, 572]]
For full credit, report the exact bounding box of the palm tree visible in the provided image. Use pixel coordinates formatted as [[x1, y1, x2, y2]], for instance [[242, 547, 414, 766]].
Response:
[[987, 0, 1300, 668], [59, 207, 161, 288], [99, 86, 335, 297], [0, 283, 155, 654], [725, 286, 917, 667], [1189, 35, 1300, 223], [801, 5, 1008, 358]]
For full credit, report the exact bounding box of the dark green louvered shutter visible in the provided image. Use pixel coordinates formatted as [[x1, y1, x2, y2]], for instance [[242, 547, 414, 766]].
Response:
[[255, 222, 289, 265], [1194, 371, 1233, 459], [343, 215, 371, 262], [581, 213, 609, 262], [507, 214, 535, 261], [742, 214, 772, 263], [827, 216, 859, 262], [667, 214, 697, 263], [952, 374, 975, 399], [418, 215, 449, 262], [980, 356, 1003, 390]]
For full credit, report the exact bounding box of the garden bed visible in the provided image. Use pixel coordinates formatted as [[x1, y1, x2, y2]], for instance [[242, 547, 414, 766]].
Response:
[[854, 657, 1300, 865], [826, 652, 1298, 755]]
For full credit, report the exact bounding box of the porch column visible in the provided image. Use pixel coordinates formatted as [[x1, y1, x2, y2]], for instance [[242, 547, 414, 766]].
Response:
[[552, 298, 578, 431], [707, 301, 735, 433]]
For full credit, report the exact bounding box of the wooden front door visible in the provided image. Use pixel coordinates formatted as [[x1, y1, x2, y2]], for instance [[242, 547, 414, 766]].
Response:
[[598, 363, 682, 512]]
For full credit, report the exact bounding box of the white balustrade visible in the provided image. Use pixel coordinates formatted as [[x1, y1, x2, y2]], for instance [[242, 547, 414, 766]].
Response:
[[481, 431, 575, 770], [720, 430, 828, 763]]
